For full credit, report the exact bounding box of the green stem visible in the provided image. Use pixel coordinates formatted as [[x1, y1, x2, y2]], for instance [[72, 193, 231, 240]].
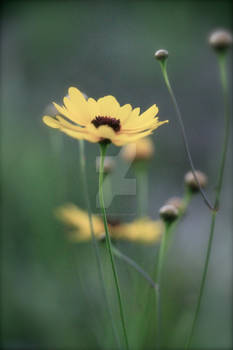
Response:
[[214, 53, 230, 209], [185, 52, 231, 349], [78, 140, 120, 349], [159, 61, 214, 211], [185, 212, 216, 350], [154, 222, 170, 349], [112, 244, 157, 290], [99, 143, 130, 350], [140, 190, 193, 348]]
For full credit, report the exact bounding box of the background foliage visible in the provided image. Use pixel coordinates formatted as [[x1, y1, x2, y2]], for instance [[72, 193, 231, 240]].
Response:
[[1, 1, 232, 349]]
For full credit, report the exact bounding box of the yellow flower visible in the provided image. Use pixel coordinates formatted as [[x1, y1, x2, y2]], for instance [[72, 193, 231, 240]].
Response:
[[43, 87, 168, 146], [56, 203, 162, 244]]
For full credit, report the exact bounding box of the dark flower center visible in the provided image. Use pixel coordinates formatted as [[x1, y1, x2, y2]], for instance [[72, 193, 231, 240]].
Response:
[[91, 116, 121, 132]]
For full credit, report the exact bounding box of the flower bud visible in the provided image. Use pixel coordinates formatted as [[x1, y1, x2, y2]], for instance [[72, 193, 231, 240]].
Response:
[[165, 196, 184, 212], [159, 204, 178, 223], [184, 170, 208, 193], [122, 137, 155, 162], [154, 49, 169, 61], [208, 29, 233, 52], [96, 156, 115, 174]]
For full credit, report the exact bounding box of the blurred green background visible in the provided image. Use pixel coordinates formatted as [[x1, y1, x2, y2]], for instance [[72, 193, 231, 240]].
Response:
[[1, 1, 232, 349]]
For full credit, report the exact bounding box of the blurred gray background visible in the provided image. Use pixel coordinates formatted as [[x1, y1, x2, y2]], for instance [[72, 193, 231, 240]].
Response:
[[1, 1, 232, 349]]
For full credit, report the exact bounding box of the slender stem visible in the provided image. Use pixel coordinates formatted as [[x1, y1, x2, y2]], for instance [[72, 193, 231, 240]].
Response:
[[159, 61, 215, 211], [214, 53, 230, 210], [154, 222, 170, 349], [139, 190, 193, 348], [112, 244, 157, 290], [78, 140, 121, 349], [185, 52, 231, 349], [99, 143, 130, 350], [185, 212, 216, 350]]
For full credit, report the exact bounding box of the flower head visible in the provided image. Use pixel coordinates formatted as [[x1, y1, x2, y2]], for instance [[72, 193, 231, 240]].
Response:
[[154, 49, 169, 61], [56, 203, 162, 244], [159, 204, 179, 223], [43, 87, 168, 146], [208, 29, 233, 52], [165, 196, 184, 212], [184, 170, 208, 193]]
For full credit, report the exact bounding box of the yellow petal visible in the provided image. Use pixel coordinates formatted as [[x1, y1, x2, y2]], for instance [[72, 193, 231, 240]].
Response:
[[124, 105, 158, 129], [63, 96, 91, 126], [117, 104, 132, 123], [122, 107, 140, 128], [43, 116, 60, 128], [122, 118, 168, 134], [87, 97, 99, 119], [56, 115, 85, 132], [53, 102, 87, 126], [43, 115, 100, 142], [83, 133, 100, 143], [43, 115, 86, 134], [87, 124, 116, 141], [53, 102, 73, 120], [68, 87, 87, 103], [112, 129, 153, 146], [97, 96, 120, 118], [62, 127, 100, 143], [139, 105, 159, 122], [59, 128, 86, 140]]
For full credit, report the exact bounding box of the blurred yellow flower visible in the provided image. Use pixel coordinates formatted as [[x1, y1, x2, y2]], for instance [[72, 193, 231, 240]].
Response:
[[56, 204, 104, 242], [56, 203, 162, 244], [122, 137, 155, 162], [43, 87, 168, 146], [111, 218, 162, 243]]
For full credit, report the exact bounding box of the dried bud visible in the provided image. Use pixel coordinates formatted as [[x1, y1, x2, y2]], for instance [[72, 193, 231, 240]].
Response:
[[122, 137, 155, 162], [96, 156, 115, 174], [159, 204, 178, 223], [166, 196, 184, 212], [209, 29, 233, 52], [154, 49, 169, 61], [184, 170, 208, 193]]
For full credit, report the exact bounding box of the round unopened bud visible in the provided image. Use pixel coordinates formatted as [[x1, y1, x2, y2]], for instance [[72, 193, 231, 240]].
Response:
[[209, 29, 233, 51], [122, 137, 155, 162], [184, 170, 208, 192], [154, 49, 169, 61], [96, 156, 115, 174], [166, 196, 184, 212], [159, 204, 178, 223]]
